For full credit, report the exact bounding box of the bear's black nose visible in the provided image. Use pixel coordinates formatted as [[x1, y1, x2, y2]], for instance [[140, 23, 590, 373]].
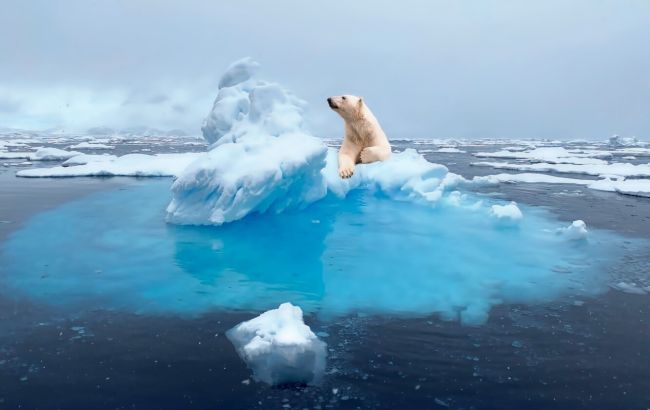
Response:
[[327, 97, 332, 104]]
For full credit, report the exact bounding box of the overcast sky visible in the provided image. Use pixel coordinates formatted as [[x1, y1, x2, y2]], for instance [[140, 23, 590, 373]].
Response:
[[1, 0, 649, 139]]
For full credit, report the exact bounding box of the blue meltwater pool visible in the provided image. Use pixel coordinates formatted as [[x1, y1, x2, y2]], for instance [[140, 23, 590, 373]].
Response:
[[0, 180, 634, 324]]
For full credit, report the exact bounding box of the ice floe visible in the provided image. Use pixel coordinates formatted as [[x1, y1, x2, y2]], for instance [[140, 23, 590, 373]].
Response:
[[62, 154, 118, 167], [474, 147, 610, 165], [475, 173, 650, 198], [68, 142, 115, 150], [226, 303, 326, 385], [17, 153, 201, 177]]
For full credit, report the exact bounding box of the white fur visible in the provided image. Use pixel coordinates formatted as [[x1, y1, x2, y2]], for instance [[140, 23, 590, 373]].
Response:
[[327, 95, 391, 178]]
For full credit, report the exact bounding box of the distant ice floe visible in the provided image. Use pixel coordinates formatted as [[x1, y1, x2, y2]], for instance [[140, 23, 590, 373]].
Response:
[[474, 147, 610, 165], [167, 58, 478, 225], [477, 172, 650, 198], [0, 147, 82, 161], [68, 142, 115, 150], [227, 303, 326, 385], [17, 153, 201, 177], [62, 154, 118, 167], [473, 161, 650, 178], [472, 140, 650, 198]]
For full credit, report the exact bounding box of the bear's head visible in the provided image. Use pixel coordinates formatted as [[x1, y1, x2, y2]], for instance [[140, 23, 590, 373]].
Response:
[[327, 95, 364, 119]]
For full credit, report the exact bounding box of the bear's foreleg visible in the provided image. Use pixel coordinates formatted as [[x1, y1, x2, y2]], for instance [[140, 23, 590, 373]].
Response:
[[338, 138, 361, 179]]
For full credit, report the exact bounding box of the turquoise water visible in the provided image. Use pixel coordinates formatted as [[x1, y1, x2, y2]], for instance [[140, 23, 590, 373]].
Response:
[[0, 180, 629, 324]]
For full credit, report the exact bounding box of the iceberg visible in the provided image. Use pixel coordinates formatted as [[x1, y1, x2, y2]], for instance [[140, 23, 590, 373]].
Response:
[[167, 58, 476, 226], [226, 303, 326, 385]]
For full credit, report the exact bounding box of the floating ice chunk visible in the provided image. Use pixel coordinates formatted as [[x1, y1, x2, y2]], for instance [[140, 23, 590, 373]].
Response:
[[608, 135, 641, 147], [226, 303, 326, 385], [610, 282, 647, 295], [17, 153, 200, 177], [0, 151, 31, 159], [588, 178, 650, 198], [29, 147, 82, 161], [62, 154, 117, 167], [435, 147, 466, 153], [472, 160, 650, 178], [473, 147, 609, 165], [68, 142, 115, 150], [558, 220, 588, 240], [490, 201, 523, 221]]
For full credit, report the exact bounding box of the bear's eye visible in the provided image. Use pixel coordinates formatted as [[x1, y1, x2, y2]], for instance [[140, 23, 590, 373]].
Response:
[[342, 96, 346, 100]]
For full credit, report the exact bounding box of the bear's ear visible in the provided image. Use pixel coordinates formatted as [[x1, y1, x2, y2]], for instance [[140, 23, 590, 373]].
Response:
[[356, 97, 364, 118]]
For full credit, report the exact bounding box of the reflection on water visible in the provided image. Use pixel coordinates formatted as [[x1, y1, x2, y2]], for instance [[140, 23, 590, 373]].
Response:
[[0, 180, 635, 323]]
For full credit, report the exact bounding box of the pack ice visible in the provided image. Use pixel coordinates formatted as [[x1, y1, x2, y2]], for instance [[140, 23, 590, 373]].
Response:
[[166, 58, 475, 225], [227, 303, 326, 385]]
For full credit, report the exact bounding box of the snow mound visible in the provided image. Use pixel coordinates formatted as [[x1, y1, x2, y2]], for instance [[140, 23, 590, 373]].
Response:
[[167, 58, 326, 225], [167, 59, 476, 226], [226, 303, 326, 385], [490, 201, 523, 222], [17, 153, 200, 177], [558, 220, 588, 240]]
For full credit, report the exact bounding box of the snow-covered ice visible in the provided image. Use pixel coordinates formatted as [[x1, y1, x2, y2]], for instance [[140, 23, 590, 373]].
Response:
[[474, 147, 610, 165], [489, 201, 523, 222], [62, 154, 118, 166], [167, 58, 477, 226], [17, 153, 201, 177], [226, 303, 326, 385], [558, 220, 589, 241], [68, 142, 115, 150]]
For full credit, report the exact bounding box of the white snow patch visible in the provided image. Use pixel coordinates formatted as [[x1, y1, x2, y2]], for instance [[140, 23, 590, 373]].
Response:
[[490, 202, 523, 222], [472, 161, 650, 178], [16, 153, 200, 177], [62, 154, 118, 166], [473, 147, 610, 165], [68, 142, 115, 150], [226, 303, 326, 385], [558, 220, 589, 240]]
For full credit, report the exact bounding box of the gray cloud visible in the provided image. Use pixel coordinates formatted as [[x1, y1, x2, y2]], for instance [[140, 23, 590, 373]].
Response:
[[0, 0, 648, 138]]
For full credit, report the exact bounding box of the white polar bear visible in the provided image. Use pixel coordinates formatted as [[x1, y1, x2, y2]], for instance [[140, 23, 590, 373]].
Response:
[[327, 95, 391, 178]]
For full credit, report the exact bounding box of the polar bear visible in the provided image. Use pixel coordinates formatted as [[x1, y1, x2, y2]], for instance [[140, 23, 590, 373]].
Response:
[[327, 95, 391, 178]]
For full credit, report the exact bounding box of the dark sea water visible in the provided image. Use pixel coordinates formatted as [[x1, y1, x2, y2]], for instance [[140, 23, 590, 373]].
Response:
[[1, 140, 649, 410]]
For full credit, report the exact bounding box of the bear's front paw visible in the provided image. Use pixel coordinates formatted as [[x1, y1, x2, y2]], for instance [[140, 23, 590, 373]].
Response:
[[338, 164, 355, 179], [360, 147, 378, 164]]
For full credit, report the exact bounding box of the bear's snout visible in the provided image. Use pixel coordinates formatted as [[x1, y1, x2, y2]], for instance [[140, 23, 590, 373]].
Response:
[[327, 97, 338, 109]]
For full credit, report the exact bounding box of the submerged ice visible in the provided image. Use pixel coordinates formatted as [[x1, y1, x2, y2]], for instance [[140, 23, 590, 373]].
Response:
[[0, 180, 631, 325]]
